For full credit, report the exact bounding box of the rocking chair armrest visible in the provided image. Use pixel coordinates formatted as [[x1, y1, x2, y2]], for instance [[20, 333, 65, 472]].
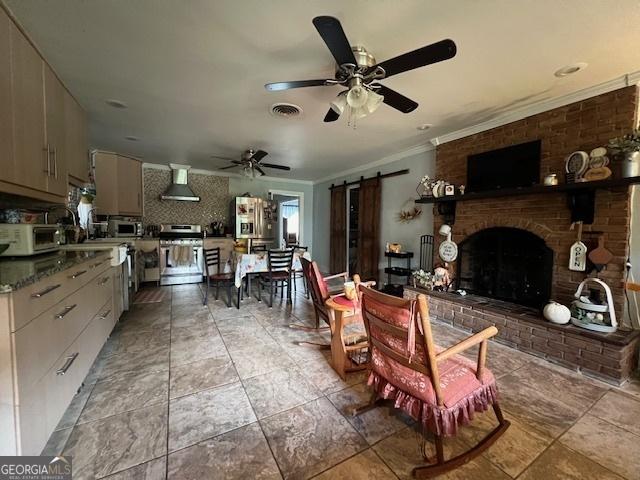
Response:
[[323, 272, 349, 281], [435, 326, 498, 363], [361, 281, 376, 288]]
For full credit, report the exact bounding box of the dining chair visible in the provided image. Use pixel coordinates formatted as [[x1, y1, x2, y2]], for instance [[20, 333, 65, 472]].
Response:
[[289, 245, 308, 296], [202, 247, 235, 307], [352, 286, 510, 478], [259, 248, 294, 307]]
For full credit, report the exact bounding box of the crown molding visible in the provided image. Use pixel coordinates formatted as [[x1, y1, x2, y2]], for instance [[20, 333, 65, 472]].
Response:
[[430, 70, 640, 146], [142, 162, 313, 185], [312, 143, 435, 185]]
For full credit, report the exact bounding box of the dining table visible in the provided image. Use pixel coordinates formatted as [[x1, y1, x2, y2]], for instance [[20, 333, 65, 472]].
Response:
[[225, 249, 311, 308]]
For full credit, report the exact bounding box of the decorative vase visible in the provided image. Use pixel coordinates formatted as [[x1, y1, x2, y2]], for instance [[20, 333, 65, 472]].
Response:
[[622, 151, 640, 178], [543, 301, 571, 325]]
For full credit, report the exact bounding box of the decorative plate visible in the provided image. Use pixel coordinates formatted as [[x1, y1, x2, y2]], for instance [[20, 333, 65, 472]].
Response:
[[439, 240, 458, 262], [565, 151, 589, 176]]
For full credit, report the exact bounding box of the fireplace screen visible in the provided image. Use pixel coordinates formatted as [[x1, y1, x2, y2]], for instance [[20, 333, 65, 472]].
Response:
[[456, 227, 553, 309]]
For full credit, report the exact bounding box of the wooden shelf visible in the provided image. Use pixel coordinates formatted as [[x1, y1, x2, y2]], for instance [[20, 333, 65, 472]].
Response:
[[384, 266, 412, 277], [415, 176, 640, 204], [384, 251, 414, 259]]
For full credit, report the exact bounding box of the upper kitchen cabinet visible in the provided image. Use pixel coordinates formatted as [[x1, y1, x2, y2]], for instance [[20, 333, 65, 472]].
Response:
[[94, 152, 143, 217], [43, 64, 68, 196], [0, 8, 14, 185], [10, 20, 48, 194], [64, 92, 89, 184], [0, 7, 89, 202]]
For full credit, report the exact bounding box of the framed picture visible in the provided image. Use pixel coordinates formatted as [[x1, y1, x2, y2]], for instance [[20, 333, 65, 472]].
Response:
[[445, 184, 455, 196]]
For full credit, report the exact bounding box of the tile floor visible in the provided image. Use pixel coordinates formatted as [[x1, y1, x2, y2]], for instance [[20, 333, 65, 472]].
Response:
[[42, 282, 640, 480]]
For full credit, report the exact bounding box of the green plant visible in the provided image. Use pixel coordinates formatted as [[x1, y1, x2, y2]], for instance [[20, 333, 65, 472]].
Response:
[[608, 130, 640, 155]]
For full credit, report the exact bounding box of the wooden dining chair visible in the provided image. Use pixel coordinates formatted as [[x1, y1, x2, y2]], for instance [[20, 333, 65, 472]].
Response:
[[259, 248, 294, 307], [353, 286, 510, 478], [289, 245, 308, 296], [202, 247, 234, 307]]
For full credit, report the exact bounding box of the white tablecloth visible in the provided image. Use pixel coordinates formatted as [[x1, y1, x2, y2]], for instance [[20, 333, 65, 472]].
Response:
[[231, 251, 310, 288]]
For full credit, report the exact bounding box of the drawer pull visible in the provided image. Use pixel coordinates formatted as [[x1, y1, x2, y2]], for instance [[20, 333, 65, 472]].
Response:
[[99, 309, 112, 320], [55, 304, 77, 319], [98, 277, 110, 286], [56, 352, 79, 376], [69, 270, 87, 279], [31, 284, 61, 298]]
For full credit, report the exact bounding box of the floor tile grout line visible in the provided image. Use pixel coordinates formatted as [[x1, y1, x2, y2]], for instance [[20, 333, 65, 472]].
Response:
[[165, 286, 174, 480]]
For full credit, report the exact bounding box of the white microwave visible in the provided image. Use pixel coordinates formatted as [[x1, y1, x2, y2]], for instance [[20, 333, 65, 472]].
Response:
[[0, 224, 60, 256], [108, 220, 143, 238]]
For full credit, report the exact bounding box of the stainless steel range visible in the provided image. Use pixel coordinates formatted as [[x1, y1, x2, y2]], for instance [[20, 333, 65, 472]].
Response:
[[159, 224, 204, 285]]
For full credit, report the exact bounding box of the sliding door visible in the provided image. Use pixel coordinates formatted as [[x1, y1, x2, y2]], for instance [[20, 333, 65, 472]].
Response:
[[357, 177, 381, 281]]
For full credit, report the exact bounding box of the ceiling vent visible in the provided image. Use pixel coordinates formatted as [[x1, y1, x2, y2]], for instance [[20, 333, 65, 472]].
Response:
[[270, 103, 303, 118]]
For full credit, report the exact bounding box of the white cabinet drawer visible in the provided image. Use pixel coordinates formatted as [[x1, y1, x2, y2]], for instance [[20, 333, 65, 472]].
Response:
[[10, 253, 111, 331], [13, 265, 114, 402], [18, 299, 113, 455]]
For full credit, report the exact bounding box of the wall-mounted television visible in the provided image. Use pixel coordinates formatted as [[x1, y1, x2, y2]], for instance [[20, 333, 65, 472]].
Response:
[[466, 140, 541, 193]]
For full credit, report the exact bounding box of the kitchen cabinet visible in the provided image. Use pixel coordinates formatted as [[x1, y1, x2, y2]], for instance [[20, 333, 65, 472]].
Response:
[[0, 252, 119, 455], [64, 91, 89, 184], [10, 21, 47, 194], [0, 8, 14, 185], [118, 155, 143, 215], [44, 64, 68, 196], [0, 8, 89, 202], [94, 151, 143, 216]]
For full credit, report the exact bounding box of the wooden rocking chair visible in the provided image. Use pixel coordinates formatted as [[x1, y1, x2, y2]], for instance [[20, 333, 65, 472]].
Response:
[[354, 286, 510, 478]]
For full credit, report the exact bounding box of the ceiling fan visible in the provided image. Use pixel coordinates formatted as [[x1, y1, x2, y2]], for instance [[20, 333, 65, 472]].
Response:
[[212, 149, 291, 177], [265, 16, 457, 126]]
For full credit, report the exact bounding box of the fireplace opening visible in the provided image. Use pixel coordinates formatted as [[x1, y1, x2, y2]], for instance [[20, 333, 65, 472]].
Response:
[[456, 227, 553, 309]]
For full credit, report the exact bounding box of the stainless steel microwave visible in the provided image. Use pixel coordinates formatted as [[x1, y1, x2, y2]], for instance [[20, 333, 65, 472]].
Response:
[[0, 224, 60, 256], [107, 220, 143, 238]]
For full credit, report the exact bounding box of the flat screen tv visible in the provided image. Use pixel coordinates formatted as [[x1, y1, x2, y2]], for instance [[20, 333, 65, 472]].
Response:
[[466, 140, 541, 193]]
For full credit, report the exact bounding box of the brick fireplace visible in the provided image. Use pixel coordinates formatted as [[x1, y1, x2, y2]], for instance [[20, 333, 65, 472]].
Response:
[[412, 86, 640, 384]]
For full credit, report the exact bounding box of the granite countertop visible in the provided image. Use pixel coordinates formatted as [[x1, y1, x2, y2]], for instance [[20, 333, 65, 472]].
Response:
[[0, 249, 109, 293]]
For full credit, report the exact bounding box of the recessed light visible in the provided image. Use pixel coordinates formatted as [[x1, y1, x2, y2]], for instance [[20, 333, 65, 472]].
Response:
[[417, 123, 432, 131], [105, 99, 128, 109], [125, 135, 140, 141], [554, 62, 588, 77]]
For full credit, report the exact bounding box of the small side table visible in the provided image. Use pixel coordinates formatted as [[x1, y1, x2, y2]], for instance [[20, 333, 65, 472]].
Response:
[[324, 296, 369, 381]]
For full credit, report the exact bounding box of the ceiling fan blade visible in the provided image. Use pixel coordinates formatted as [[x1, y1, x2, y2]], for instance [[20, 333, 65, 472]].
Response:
[[255, 166, 266, 176], [260, 163, 291, 171], [371, 84, 418, 113], [312, 16, 357, 66], [265, 79, 331, 91], [210, 155, 238, 162], [218, 164, 240, 170], [324, 109, 340, 122], [251, 150, 269, 162], [374, 39, 457, 78]]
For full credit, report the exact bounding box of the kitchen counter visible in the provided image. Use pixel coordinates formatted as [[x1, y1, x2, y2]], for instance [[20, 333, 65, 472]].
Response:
[[0, 249, 109, 293]]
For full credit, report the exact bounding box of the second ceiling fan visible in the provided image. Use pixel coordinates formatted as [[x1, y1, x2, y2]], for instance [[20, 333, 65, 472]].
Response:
[[265, 16, 457, 125], [213, 149, 290, 177]]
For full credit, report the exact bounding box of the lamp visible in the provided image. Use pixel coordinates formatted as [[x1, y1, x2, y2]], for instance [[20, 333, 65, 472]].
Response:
[[346, 85, 368, 108], [332, 83, 385, 128], [330, 91, 347, 115]]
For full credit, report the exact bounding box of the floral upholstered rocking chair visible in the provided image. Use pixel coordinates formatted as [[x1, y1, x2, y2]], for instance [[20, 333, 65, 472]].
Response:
[[354, 286, 510, 478]]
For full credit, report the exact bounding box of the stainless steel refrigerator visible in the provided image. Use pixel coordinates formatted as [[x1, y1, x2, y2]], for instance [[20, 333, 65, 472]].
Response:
[[233, 197, 277, 249]]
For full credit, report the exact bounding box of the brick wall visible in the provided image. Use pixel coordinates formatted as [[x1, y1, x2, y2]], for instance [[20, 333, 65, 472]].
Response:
[[434, 86, 639, 314]]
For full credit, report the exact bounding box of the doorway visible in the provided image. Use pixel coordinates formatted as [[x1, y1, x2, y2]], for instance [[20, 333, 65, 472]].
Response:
[[269, 190, 305, 248]]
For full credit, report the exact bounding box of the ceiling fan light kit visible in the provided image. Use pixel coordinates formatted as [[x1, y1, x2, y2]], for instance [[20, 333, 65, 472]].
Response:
[[265, 15, 456, 126]]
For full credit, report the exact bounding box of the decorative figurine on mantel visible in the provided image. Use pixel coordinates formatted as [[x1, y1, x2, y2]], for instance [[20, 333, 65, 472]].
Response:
[[433, 264, 453, 291]]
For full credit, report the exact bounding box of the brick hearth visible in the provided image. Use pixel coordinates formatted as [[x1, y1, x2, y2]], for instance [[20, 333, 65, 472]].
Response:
[[404, 287, 640, 384]]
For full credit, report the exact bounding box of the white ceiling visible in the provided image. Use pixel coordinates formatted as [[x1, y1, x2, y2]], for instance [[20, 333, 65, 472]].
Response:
[[5, 0, 640, 180]]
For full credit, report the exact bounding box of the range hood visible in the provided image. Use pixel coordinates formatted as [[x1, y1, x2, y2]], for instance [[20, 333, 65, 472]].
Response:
[[160, 164, 200, 202]]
